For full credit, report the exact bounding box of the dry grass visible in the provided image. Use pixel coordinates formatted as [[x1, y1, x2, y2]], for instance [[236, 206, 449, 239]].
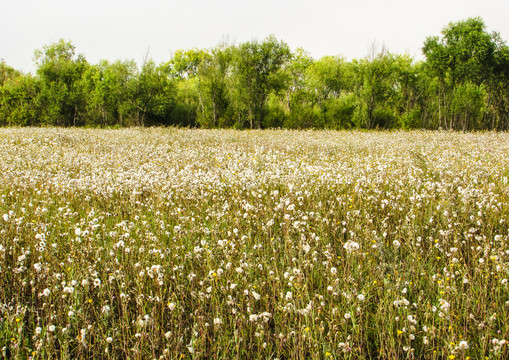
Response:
[[1, 128, 508, 359]]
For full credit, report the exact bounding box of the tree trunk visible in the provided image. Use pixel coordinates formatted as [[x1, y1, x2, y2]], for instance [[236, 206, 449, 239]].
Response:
[[212, 101, 217, 127], [438, 89, 442, 129]]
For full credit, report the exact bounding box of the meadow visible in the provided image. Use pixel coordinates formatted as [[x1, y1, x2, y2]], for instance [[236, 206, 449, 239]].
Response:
[[0, 127, 508, 359]]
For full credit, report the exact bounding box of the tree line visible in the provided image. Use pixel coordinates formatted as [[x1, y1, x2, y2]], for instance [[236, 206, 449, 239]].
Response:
[[1, 17, 508, 130]]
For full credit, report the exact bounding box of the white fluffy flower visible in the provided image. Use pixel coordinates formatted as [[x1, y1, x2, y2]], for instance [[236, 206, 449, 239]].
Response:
[[458, 340, 469, 350], [439, 299, 450, 312], [343, 240, 360, 253]]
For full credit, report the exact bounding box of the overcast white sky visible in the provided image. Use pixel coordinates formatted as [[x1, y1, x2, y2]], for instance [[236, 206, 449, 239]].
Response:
[[2, 0, 508, 73]]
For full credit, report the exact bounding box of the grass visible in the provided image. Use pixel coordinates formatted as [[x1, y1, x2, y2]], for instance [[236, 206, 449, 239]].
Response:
[[0, 127, 508, 359]]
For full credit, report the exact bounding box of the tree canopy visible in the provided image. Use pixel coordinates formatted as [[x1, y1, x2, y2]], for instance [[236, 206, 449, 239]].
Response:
[[1, 18, 508, 130]]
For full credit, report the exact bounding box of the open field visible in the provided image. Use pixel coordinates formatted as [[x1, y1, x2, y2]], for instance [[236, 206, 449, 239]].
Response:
[[1, 128, 509, 359]]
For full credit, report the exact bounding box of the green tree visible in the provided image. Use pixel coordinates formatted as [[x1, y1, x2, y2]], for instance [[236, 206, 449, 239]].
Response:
[[84, 60, 137, 126], [451, 82, 486, 131], [423, 17, 507, 129], [169, 48, 210, 79], [392, 55, 425, 129], [306, 56, 357, 128], [169, 46, 234, 128], [167, 49, 212, 127], [129, 60, 176, 126], [353, 50, 399, 129], [231, 36, 291, 128], [279, 49, 315, 128], [485, 34, 509, 130], [34, 39, 89, 126], [197, 45, 233, 128], [0, 61, 21, 87], [0, 74, 42, 126]]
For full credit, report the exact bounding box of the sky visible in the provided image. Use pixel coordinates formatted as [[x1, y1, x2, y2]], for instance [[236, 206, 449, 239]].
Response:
[[2, 0, 509, 73]]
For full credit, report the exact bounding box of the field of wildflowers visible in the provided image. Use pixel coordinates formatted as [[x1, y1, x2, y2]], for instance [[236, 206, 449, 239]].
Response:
[[1, 127, 508, 359]]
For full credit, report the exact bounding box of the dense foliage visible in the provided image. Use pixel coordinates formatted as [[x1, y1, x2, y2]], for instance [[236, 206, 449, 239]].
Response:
[[1, 17, 508, 130]]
